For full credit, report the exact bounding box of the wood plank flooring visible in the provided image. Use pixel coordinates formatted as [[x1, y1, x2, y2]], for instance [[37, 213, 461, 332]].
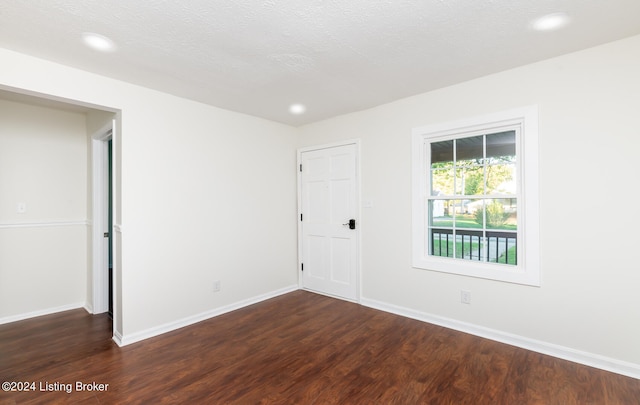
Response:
[[1, 290, 639, 404]]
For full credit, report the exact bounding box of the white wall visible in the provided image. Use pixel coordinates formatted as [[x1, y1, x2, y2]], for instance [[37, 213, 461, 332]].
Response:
[[0, 48, 299, 341], [297, 35, 640, 372], [0, 99, 88, 320], [119, 95, 299, 337]]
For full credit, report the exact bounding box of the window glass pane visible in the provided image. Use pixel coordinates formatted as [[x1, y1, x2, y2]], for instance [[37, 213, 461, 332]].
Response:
[[444, 199, 461, 225], [429, 200, 451, 228], [430, 228, 454, 258], [431, 168, 453, 196], [486, 131, 516, 162], [458, 232, 485, 261], [484, 199, 517, 230], [431, 139, 453, 164], [456, 135, 483, 163], [462, 199, 483, 228], [485, 163, 516, 195], [485, 230, 517, 265], [489, 234, 517, 265], [454, 168, 463, 195], [445, 200, 462, 219], [456, 165, 484, 196], [427, 130, 518, 267]]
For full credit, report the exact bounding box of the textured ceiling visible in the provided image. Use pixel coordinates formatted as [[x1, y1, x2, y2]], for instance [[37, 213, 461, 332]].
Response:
[[1, 1, 640, 126]]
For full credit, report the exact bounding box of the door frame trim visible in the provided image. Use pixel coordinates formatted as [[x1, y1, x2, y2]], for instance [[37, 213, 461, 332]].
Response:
[[91, 125, 112, 314], [296, 139, 362, 302]]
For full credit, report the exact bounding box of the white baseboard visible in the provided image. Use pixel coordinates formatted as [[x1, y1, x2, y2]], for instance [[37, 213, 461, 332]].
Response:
[[360, 297, 640, 380], [0, 302, 86, 325], [115, 285, 299, 347], [112, 329, 124, 347]]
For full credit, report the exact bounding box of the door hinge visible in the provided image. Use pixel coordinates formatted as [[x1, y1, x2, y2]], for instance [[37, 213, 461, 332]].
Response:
[[300, 213, 303, 221], [299, 164, 302, 172], [301, 263, 304, 272]]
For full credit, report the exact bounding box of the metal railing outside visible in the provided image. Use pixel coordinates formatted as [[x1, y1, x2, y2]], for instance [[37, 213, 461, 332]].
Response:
[[430, 228, 517, 265]]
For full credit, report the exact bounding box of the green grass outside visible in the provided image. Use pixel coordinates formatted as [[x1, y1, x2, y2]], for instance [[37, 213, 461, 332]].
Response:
[[432, 214, 517, 231], [432, 239, 517, 265]]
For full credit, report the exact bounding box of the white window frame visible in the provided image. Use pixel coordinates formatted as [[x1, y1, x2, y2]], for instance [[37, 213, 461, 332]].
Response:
[[412, 106, 540, 286]]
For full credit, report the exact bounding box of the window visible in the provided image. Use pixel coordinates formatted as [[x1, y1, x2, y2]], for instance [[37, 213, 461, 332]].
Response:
[[412, 106, 540, 286]]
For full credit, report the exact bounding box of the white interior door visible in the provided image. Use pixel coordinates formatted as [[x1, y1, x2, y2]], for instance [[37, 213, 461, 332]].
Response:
[[299, 143, 359, 300]]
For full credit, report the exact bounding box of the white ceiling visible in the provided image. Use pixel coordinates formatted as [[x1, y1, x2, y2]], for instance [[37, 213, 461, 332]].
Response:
[[1, 1, 639, 126]]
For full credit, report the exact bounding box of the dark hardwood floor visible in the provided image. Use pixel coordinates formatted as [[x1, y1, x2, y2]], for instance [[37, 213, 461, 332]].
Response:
[[1, 290, 638, 404]]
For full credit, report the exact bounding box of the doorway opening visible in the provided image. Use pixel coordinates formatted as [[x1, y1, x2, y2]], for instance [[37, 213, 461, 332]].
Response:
[[107, 139, 113, 318], [91, 127, 114, 319], [0, 85, 120, 338]]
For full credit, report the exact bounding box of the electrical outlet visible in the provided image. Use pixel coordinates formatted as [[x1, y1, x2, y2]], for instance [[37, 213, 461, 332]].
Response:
[[213, 280, 221, 292], [461, 290, 471, 304]]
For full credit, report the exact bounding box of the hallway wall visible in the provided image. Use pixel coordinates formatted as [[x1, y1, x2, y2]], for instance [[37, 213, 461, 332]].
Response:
[[0, 98, 88, 321]]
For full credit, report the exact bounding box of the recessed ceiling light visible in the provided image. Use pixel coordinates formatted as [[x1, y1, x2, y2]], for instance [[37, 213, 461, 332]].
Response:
[[82, 32, 117, 52], [289, 103, 306, 115], [531, 12, 570, 32]]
